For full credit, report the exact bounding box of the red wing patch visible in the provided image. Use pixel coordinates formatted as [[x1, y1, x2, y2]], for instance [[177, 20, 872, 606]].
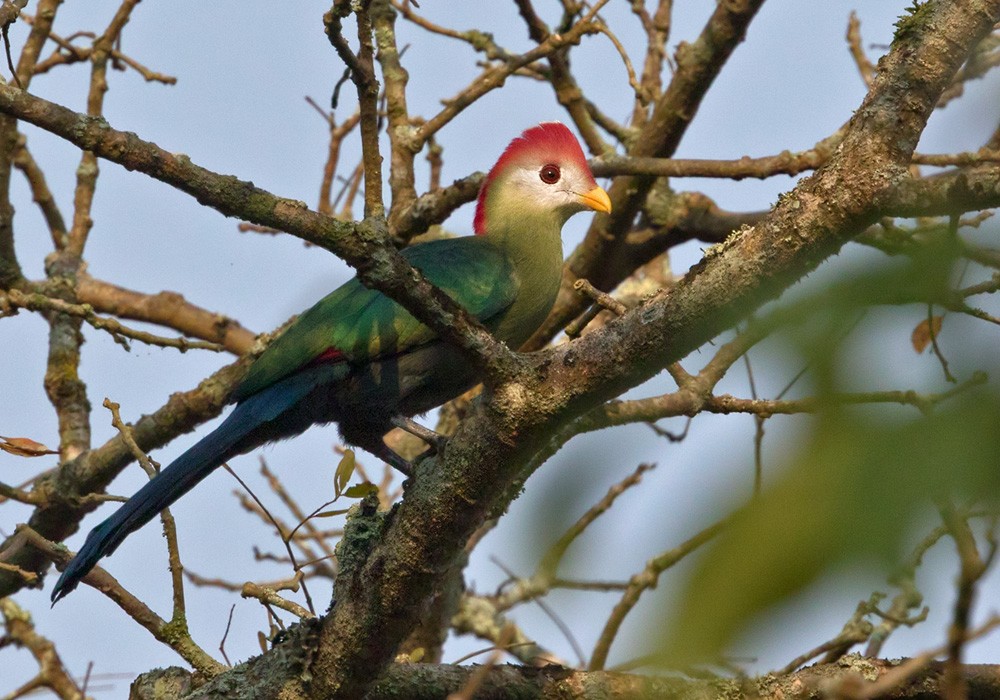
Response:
[[310, 346, 346, 365]]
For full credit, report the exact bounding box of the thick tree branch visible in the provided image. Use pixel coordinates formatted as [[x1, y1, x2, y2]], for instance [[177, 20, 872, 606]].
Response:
[[140, 655, 1000, 700], [76, 274, 256, 355]]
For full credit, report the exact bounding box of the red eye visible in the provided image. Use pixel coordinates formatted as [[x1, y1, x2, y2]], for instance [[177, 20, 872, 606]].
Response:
[[539, 164, 560, 184]]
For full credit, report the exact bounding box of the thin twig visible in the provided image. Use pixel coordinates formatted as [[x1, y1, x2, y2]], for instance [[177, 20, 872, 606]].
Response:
[[446, 625, 516, 699], [573, 278, 627, 316], [241, 580, 314, 619], [846, 12, 876, 88], [4, 285, 225, 352], [224, 464, 317, 615], [16, 525, 224, 676], [589, 519, 727, 670]]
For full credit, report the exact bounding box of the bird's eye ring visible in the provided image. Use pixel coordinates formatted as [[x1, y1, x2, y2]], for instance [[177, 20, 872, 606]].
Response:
[[539, 164, 561, 184]]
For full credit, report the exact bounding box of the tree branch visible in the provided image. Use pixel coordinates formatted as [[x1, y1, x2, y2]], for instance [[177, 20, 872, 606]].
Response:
[[139, 654, 1000, 700], [0, 81, 511, 375]]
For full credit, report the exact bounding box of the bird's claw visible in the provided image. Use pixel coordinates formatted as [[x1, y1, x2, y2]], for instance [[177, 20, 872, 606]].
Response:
[[390, 416, 449, 453]]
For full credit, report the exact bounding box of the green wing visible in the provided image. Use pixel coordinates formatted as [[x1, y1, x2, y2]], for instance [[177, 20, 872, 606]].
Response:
[[233, 237, 517, 401]]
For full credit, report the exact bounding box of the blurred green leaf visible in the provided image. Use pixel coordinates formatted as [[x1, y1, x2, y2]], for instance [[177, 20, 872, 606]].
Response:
[[658, 389, 1000, 666]]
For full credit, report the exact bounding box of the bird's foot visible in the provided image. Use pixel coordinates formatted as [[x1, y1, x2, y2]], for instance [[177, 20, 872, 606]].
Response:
[[374, 444, 414, 479], [390, 415, 449, 453]]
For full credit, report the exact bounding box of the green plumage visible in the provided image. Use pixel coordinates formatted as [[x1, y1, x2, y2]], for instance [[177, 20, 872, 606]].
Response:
[[51, 121, 606, 603], [234, 237, 520, 401]]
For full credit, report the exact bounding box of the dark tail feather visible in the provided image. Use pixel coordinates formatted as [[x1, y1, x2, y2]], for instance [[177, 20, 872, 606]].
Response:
[[49, 366, 341, 604], [50, 409, 249, 604]]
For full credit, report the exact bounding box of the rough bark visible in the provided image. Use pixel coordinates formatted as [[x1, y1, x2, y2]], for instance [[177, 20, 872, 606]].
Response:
[[132, 654, 1000, 700]]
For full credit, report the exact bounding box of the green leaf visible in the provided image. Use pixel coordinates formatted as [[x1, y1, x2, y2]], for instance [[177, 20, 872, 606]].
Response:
[[344, 482, 378, 499], [334, 449, 356, 497]]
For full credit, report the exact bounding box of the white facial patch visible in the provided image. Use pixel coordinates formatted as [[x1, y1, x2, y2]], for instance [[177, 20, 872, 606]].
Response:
[[505, 164, 591, 215]]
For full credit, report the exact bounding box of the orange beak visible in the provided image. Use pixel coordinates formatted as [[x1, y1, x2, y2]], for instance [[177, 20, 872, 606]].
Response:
[[579, 186, 612, 214]]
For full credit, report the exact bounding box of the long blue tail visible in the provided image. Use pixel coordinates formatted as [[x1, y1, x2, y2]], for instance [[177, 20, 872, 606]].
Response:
[[51, 368, 337, 603]]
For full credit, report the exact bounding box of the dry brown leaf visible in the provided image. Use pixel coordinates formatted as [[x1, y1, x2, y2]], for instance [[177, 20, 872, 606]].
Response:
[[911, 315, 943, 354], [0, 435, 59, 457]]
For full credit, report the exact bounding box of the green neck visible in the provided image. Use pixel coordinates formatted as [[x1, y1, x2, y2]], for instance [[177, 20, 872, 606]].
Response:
[[482, 192, 565, 347], [482, 176, 566, 270]]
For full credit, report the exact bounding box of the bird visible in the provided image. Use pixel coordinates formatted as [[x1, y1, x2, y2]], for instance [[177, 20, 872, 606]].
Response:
[[50, 121, 612, 603]]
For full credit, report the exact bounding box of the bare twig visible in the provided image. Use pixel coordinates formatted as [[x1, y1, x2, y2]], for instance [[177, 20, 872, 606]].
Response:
[[938, 499, 995, 700], [777, 594, 882, 674], [104, 398, 190, 632], [76, 274, 255, 355], [589, 519, 726, 670], [242, 580, 314, 619], [846, 12, 876, 88], [16, 525, 225, 675], [573, 278, 627, 317], [372, 0, 418, 227], [446, 625, 516, 700], [413, 0, 611, 146], [2, 287, 226, 352], [538, 463, 654, 582], [325, 0, 385, 220], [224, 464, 317, 615], [0, 596, 83, 699]]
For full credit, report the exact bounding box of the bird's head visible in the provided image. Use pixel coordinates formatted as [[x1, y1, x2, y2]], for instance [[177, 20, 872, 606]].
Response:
[[473, 122, 611, 235]]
